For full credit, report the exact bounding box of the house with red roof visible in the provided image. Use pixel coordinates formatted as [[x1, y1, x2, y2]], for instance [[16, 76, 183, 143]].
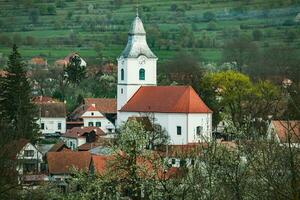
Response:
[[116, 15, 212, 145], [68, 98, 117, 133], [268, 120, 300, 147], [62, 126, 106, 150]]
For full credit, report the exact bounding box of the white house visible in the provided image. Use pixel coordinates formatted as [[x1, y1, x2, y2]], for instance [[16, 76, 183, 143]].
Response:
[[117, 14, 213, 145], [62, 127, 105, 150], [35, 102, 66, 136], [10, 139, 44, 176], [82, 104, 115, 133]]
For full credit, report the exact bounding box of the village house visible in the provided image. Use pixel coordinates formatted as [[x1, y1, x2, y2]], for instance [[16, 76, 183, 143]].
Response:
[[61, 126, 106, 150], [267, 120, 300, 147], [47, 151, 91, 190], [34, 101, 66, 137], [116, 14, 213, 145], [68, 98, 117, 133]]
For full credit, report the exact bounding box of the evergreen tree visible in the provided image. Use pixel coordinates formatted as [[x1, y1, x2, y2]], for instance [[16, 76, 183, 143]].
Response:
[[0, 44, 38, 140]]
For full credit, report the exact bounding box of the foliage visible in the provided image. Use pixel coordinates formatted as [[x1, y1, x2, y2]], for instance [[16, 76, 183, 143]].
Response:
[[0, 45, 39, 140], [200, 70, 281, 136], [65, 55, 86, 85]]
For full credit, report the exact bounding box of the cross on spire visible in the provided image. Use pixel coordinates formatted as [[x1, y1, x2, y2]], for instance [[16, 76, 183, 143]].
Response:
[[136, 0, 139, 17]]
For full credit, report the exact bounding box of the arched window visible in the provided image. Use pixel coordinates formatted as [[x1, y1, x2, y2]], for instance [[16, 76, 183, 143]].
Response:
[[139, 68, 145, 80], [121, 69, 124, 80]]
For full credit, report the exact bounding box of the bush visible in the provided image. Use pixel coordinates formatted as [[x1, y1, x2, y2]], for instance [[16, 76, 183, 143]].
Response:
[[207, 21, 217, 31], [252, 29, 263, 41], [203, 11, 216, 22], [47, 5, 57, 15]]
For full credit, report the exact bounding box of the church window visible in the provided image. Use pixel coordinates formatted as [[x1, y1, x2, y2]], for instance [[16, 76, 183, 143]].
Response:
[[171, 158, 176, 165], [121, 69, 124, 80], [177, 126, 182, 135], [139, 68, 145, 80], [196, 126, 203, 136], [121, 88, 123, 94]]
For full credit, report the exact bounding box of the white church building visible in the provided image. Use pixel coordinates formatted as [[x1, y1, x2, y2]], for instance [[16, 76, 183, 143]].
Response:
[[117, 14, 213, 145]]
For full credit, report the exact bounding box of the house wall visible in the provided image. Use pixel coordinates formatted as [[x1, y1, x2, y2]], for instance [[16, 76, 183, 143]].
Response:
[[37, 117, 66, 134], [118, 112, 212, 145], [83, 118, 115, 133], [62, 137, 86, 150], [16, 143, 43, 175]]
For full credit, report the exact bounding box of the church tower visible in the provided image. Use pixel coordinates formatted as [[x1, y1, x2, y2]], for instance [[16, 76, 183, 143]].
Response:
[[117, 14, 157, 121]]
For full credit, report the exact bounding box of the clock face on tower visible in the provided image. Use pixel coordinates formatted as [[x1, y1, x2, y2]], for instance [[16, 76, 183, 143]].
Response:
[[138, 56, 146, 65]]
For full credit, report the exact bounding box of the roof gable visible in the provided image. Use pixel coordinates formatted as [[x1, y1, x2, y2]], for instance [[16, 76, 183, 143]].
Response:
[[120, 86, 212, 113]]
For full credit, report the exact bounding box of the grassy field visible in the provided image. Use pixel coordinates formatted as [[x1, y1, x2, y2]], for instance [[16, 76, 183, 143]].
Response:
[[0, 0, 299, 65]]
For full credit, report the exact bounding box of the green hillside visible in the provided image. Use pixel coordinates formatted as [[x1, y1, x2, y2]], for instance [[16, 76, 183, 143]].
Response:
[[0, 0, 300, 65]]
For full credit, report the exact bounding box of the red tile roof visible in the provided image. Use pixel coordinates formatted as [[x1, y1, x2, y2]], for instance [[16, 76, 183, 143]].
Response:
[[91, 155, 112, 175], [47, 151, 91, 174], [120, 86, 212, 113], [64, 127, 105, 138], [32, 96, 57, 103], [1, 138, 29, 160], [35, 102, 66, 118], [29, 57, 47, 66], [271, 120, 300, 143], [84, 98, 117, 114], [48, 141, 70, 152], [86, 105, 98, 112]]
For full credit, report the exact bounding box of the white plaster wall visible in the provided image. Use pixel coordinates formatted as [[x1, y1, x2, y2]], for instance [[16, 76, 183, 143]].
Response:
[[83, 117, 115, 133], [16, 143, 43, 175], [37, 117, 66, 134], [82, 110, 103, 117], [118, 112, 212, 145], [187, 113, 212, 143], [62, 137, 77, 150]]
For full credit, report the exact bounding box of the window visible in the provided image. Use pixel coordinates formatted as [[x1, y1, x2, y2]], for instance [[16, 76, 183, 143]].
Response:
[[23, 163, 36, 173], [177, 126, 182, 135], [171, 158, 176, 165], [121, 88, 123, 94], [24, 150, 34, 157], [96, 122, 101, 127], [41, 123, 45, 130], [121, 69, 124, 80], [196, 126, 203, 136], [139, 68, 145, 80], [91, 112, 94, 116], [88, 122, 94, 126], [180, 159, 187, 167], [58, 122, 62, 130]]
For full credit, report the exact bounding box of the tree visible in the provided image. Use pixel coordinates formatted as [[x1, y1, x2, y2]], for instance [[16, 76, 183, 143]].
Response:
[[65, 55, 86, 85], [252, 29, 263, 41], [200, 71, 281, 136], [28, 8, 40, 24], [203, 11, 216, 22], [160, 51, 203, 93], [0, 45, 38, 140], [223, 35, 259, 72]]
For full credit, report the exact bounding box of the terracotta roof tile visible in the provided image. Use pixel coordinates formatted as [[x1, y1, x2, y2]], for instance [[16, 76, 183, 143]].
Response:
[[48, 141, 70, 152], [120, 86, 212, 113], [84, 98, 117, 114], [64, 127, 105, 138], [47, 151, 91, 174], [91, 155, 112, 175], [32, 96, 57, 103], [272, 120, 300, 143], [35, 102, 66, 118]]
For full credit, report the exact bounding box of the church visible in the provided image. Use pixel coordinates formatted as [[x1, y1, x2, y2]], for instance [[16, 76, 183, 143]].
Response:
[[117, 14, 212, 145]]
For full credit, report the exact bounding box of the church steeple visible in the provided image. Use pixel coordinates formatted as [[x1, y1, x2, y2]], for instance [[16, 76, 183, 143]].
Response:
[[117, 14, 157, 125], [119, 15, 157, 59]]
